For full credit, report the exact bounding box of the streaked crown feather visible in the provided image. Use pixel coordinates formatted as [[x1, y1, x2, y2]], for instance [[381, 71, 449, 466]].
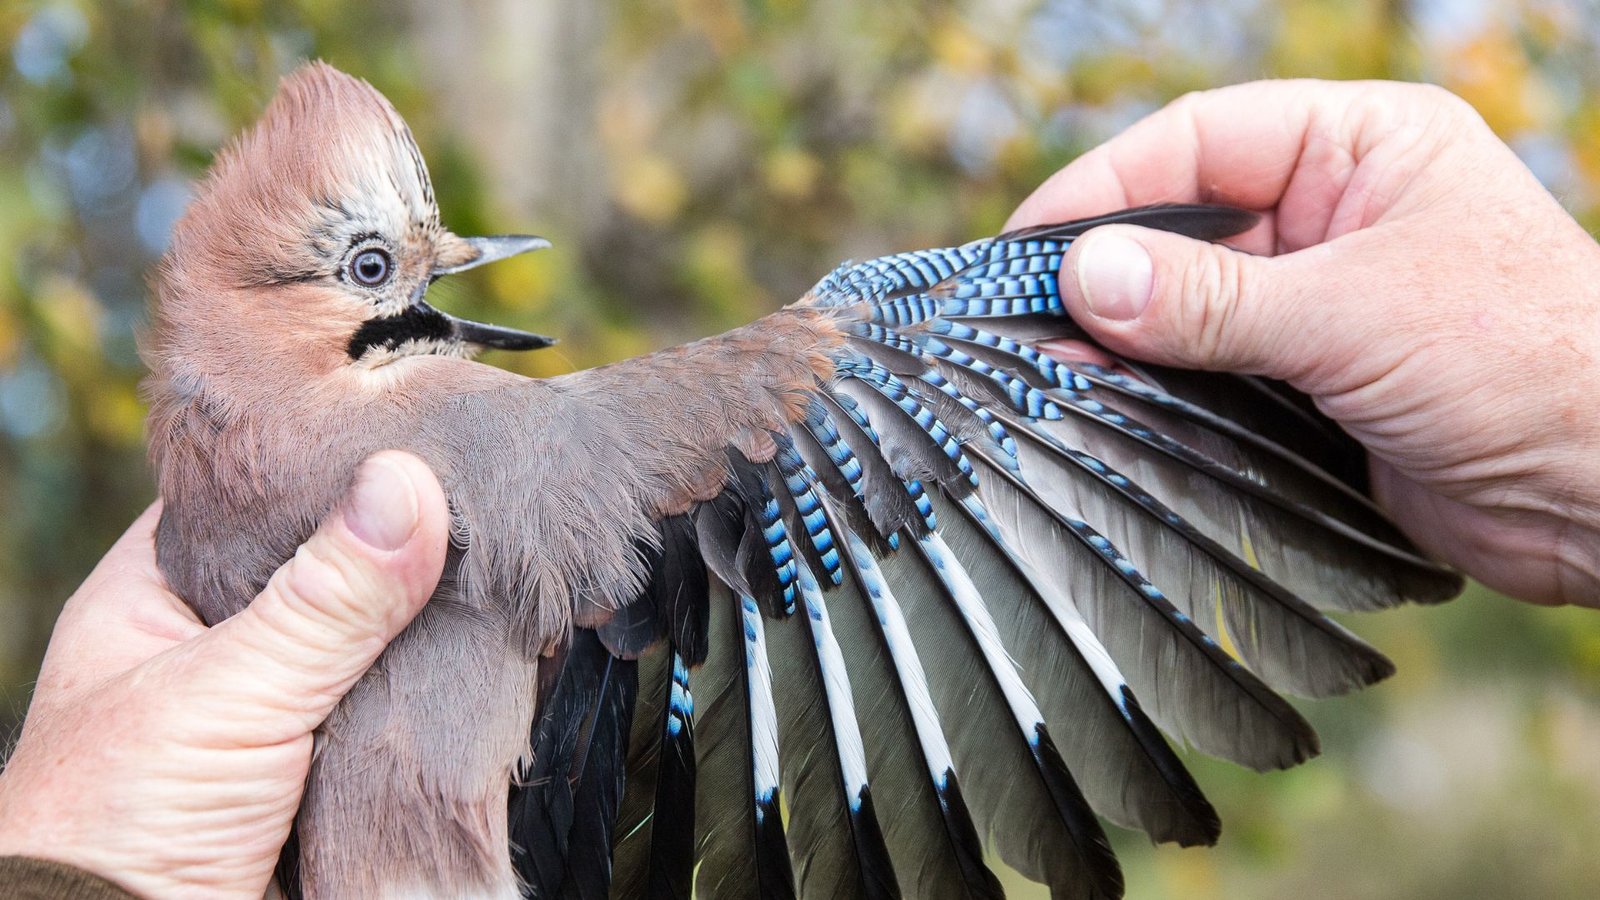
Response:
[[165, 61, 440, 290]]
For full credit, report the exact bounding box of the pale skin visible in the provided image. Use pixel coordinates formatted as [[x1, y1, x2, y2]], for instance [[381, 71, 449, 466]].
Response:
[[1008, 79, 1600, 609], [1, 78, 1596, 897], [0, 452, 450, 898]]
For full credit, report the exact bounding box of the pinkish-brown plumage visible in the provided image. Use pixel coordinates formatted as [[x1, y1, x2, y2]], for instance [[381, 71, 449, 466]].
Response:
[[146, 62, 847, 899]]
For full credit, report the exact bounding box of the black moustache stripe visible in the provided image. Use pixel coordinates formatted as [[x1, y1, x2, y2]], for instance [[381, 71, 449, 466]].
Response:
[[347, 306, 455, 358]]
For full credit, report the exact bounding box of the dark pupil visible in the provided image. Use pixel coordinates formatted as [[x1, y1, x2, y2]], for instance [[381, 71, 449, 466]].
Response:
[[352, 249, 391, 286]]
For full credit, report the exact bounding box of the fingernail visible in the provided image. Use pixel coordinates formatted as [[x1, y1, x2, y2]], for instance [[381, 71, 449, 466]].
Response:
[[344, 455, 418, 551], [1076, 231, 1153, 321]]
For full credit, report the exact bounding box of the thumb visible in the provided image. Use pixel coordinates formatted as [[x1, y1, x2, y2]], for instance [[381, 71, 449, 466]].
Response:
[[187, 450, 449, 731], [1060, 224, 1318, 379]]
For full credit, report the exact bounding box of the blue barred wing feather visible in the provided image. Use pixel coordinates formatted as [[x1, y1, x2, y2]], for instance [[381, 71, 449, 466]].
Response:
[[514, 204, 1463, 900]]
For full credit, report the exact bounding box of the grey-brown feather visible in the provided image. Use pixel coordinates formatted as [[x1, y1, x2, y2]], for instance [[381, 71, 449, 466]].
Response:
[[147, 300, 844, 897]]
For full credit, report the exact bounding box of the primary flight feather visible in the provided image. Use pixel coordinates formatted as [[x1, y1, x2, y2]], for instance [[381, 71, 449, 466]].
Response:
[[145, 62, 1462, 900]]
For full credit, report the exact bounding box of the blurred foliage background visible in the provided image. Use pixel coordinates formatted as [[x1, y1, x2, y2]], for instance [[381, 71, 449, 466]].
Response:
[[3, 0, 1600, 897]]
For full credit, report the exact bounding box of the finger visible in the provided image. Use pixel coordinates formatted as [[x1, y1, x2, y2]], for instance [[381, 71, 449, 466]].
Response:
[[1006, 81, 1321, 225], [185, 451, 449, 733], [1004, 80, 1393, 254], [1057, 222, 1338, 381]]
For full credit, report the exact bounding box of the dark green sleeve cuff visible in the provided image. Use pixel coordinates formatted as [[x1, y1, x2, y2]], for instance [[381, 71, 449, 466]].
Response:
[[0, 857, 138, 900]]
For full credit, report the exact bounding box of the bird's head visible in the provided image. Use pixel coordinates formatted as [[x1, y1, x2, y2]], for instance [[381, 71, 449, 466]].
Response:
[[152, 61, 552, 379]]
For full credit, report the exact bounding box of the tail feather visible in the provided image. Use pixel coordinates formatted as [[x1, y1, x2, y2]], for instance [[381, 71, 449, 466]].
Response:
[[558, 654, 637, 899], [511, 631, 628, 899], [609, 646, 695, 900], [609, 647, 665, 900]]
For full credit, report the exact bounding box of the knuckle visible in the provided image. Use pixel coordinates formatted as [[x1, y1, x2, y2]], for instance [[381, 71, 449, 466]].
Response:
[[274, 540, 363, 621], [1404, 82, 1486, 135], [1168, 89, 1211, 132], [1171, 246, 1247, 364], [1169, 88, 1208, 112], [1406, 82, 1468, 114]]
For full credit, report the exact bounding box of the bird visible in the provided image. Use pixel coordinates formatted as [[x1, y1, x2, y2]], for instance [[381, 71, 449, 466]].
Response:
[[143, 61, 1463, 900]]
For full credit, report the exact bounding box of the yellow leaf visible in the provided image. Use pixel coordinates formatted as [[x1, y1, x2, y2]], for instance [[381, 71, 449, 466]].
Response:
[[86, 381, 145, 446], [1156, 853, 1222, 900], [0, 307, 19, 371], [932, 20, 991, 76], [614, 154, 688, 224], [1443, 28, 1555, 136], [1573, 107, 1600, 192], [486, 251, 556, 316], [764, 146, 821, 201], [672, 0, 747, 55], [35, 274, 102, 363], [887, 74, 958, 151]]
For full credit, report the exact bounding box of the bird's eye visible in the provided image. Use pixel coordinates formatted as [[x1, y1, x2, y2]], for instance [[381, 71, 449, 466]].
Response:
[[348, 248, 393, 287]]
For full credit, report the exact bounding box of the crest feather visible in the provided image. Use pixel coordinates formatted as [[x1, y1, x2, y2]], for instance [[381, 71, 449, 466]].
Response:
[[167, 60, 439, 289]]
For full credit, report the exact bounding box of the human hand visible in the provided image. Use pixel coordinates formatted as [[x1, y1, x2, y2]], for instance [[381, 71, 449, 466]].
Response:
[[1009, 79, 1600, 607], [0, 451, 449, 899]]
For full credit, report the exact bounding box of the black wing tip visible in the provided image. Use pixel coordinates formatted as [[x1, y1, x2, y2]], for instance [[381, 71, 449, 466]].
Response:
[[936, 774, 1009, 899], [755, 791, 798, 899], [849, 788, 905, 900], [1282, 724, 1323, 771], [1114, 687, 1223, 847], [998, 203, 1260, 245], [1159, 203, 1261, 241], [1032, 724, 1126, 900], [1342, 644, 1400, 694], [1408, 568, 1468, 604], [1297, 643, 1399, 701], [1369, 651, 1400, 684]]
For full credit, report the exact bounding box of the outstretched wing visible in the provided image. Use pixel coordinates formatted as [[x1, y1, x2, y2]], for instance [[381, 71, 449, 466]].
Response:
[[507, 204, 1463, 900]]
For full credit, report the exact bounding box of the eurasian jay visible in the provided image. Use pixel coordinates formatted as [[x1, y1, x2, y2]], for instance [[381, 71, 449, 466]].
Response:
[[144, 61, 1461, 900]]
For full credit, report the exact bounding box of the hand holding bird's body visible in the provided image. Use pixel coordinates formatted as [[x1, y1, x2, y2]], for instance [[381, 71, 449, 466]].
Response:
[[0, 454, 449, 900]]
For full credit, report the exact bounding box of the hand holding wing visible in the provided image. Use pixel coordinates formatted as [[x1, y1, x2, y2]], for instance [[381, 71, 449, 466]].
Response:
[[505, 205, 1461, 900]]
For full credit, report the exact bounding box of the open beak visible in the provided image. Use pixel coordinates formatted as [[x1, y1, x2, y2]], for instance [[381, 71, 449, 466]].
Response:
[[430, 235, 557, 351], [446, 313, 556, 350], [433, 235, 552, 276]]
